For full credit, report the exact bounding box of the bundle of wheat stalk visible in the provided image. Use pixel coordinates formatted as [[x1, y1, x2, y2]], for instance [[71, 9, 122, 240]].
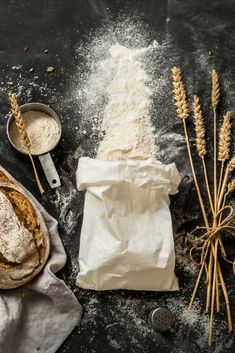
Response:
[[171, 67, 235, 345]]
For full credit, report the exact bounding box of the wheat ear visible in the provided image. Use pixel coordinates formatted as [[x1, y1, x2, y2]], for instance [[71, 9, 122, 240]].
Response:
[[193, 95, 214, 215], [218, 112, 232, 195], [218, 112, 232, 161], [172, 67, 189, 120], [193, 95, 207, 157], [9, 94, 44, 194], [211, 70, 220, 110]]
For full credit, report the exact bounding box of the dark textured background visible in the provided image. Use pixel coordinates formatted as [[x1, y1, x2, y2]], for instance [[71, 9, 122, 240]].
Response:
[[0, 1, 234, 352]]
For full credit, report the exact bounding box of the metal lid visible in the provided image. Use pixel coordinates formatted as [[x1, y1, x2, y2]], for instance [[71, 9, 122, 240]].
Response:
[[149, 307, 175, 332]]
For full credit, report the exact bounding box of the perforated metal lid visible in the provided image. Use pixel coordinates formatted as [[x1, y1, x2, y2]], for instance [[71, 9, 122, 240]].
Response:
[[149, 307, 175, 332]]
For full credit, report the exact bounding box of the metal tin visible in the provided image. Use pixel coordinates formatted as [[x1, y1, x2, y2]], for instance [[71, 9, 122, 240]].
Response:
[[148, 307, 175, 332], [6, 103, 62, 188], [6, 102, 62, 156]]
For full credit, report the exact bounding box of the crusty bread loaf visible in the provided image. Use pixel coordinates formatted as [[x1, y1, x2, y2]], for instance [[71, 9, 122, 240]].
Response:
[[0, 169, 50, 289]]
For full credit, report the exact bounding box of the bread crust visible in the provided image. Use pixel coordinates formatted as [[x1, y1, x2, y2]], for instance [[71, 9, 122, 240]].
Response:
[[0, 170, 50, 289]]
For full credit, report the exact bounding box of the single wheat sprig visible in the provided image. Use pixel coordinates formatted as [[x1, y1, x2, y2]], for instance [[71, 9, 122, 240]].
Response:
[[217, 112, 232, 197], [9, 95, 31, 152], [171, 67, 189, 120], [228, 179, 235, 194], [9, 94, 44, 194], [211, 70, 220, 109], [171, 70, 211, 317], [193, 95, 207, 157], [193, 95, 214, 215], [171, 67, 209, 228], [218, 112, 232, 161], [211, 70, 220, 217]]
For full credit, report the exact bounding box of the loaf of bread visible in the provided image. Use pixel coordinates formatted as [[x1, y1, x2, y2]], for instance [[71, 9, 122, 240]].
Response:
[[0, 169, 50, 289]]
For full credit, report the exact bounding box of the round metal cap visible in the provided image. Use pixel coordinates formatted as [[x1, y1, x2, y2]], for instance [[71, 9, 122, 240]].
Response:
[[149, 307, 175, 332]]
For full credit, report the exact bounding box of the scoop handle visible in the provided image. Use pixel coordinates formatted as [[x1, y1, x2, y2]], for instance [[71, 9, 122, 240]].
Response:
[[38, 153, 61, 188]]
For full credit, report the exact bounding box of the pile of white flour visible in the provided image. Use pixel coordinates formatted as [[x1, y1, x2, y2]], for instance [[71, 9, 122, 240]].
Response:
[[10, 111, 60, 155], [96, 44, 156, 161]]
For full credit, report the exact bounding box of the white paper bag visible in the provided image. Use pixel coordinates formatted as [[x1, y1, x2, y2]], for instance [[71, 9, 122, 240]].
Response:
[[76, 157, 180, 291]]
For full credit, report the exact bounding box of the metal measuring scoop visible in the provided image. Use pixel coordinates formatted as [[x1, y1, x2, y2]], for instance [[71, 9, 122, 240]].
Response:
[[7, 103, 61, 188]]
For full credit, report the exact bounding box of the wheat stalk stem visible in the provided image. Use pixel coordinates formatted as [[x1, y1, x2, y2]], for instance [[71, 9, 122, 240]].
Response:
[[212, 70, 220, 216], [208, 239, 232, 334], [218, 263, 233, 332], [213, 108, 217, 213], [188, 242, 210, 310], [208, 238, 219, 346], [182, 119, 210, 228], [202, 158, 214, 216], [218, 161, 225, 198], [215, 266, 220, 313], [206, 250, 213, 313]]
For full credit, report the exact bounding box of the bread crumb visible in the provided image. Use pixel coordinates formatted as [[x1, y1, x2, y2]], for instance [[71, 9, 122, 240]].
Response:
[[47, 66, 55, 73], [11, 65, 21, 71]]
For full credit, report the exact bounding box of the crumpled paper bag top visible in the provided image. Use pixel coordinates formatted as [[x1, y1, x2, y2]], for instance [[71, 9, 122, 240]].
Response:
[[77, 157, 180, 195]]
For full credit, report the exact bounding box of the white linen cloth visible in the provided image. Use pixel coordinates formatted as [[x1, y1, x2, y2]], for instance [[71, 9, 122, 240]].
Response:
[[0, 167, 82, 353], [76, 157, 181, 291]]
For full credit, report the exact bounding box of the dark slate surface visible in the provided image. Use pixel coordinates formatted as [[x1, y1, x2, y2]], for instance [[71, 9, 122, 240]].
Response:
[[0, 1, 234, 352]]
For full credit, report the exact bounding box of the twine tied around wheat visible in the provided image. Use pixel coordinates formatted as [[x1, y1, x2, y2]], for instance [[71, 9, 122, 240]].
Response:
[[171, 67, 234, 346]]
